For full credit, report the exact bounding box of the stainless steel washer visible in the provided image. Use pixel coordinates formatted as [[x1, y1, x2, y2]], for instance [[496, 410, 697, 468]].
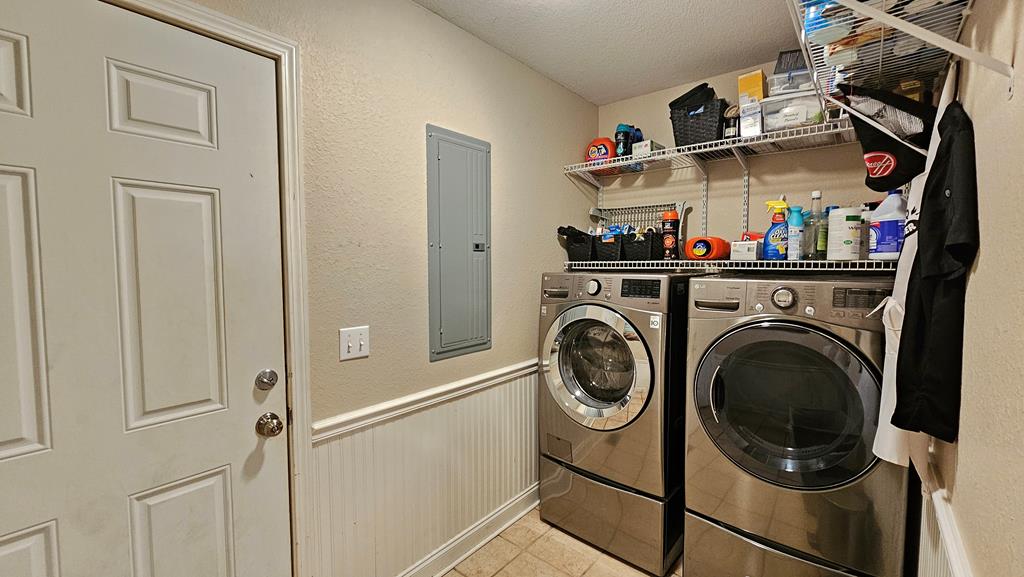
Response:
[[538, 272, 697, 576], [683, 275, 916, 577]]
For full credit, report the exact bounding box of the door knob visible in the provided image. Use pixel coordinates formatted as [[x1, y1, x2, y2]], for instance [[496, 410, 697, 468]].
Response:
[[255, 412, 285, 437], [255, 369, 278, 391]]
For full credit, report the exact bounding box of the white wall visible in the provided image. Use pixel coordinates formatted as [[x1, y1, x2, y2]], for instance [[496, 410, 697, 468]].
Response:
[[192, 0, 596, 420], [931, 3, 1024, 576], [598, 62, 878, 240]]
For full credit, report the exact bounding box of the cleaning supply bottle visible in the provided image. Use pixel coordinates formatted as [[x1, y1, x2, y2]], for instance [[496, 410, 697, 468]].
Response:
[[661, 209, 680, 260], [764, 200, 789, 260], [615, 123, 635, 157], [870, 189, 907, 260], [807, 190, 827, 260], [787, 205, 805, 261]]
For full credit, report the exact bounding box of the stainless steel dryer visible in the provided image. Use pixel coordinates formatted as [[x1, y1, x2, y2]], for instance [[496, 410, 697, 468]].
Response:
[[538, 272, 695, 576], [683, 275, 916, 577]]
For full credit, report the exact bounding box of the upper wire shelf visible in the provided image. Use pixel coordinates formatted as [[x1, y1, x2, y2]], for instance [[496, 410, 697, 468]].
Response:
[[564, 259, 897, 273], [790, 0, 973, 97], [563, 119, 857, 190]]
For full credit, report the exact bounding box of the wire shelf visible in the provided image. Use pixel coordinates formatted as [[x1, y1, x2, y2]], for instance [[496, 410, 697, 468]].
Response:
[[593, 202, 683, 231], [790, 0, 972, 97], [565, 259, 897, 273], [564, 119, 857, 189]]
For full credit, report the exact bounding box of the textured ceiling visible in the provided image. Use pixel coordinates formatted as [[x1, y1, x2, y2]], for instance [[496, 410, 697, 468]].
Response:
[[411, 0, 800, 105]]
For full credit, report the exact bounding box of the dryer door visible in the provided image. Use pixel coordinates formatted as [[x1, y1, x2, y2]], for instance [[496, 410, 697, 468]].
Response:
[[542, 305, 652, 431], [694, 321, 881, 490]]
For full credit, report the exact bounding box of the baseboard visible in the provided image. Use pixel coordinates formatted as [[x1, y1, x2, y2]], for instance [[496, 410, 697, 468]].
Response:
[[312, 359, 539, 444], [399, 484, 540, 577]]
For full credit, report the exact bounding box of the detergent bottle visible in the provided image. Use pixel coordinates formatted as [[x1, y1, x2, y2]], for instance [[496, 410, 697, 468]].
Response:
[[764, 200, 789, 260]]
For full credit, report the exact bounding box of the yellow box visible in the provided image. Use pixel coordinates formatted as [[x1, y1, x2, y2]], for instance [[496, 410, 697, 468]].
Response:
[[738, 70, 767, 105]]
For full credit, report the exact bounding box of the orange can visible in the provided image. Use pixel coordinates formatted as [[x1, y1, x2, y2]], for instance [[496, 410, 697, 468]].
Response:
[[685, 236, 731, 260]]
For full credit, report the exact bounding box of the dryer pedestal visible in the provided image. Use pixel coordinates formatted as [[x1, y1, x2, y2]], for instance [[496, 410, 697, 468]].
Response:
[[539, 456, 683, 576], [683, 513, 853, 577]]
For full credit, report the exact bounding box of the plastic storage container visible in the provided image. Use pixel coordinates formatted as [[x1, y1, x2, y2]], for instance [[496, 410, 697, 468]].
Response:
[[594, 235, 624, 261], [761, 91, 824, 132], [768, 70, 815, 96], [622, 232, 661, 261]]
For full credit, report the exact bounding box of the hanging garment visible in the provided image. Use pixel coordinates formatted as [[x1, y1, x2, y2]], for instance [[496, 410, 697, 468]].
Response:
[[892, 99, 978, 443], [872, 62, 959, 466]]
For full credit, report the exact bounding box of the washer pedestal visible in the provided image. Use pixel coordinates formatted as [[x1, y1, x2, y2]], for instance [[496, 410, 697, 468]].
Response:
[[539, 456, 683, 576]]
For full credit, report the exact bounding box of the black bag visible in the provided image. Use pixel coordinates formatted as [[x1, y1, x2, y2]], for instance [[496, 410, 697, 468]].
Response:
[[838, 84, 937, 192]]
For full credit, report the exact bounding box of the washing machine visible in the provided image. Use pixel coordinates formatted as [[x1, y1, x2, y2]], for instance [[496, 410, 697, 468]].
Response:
[[683, 275, 918, 577], [538, 272, 697, 576]]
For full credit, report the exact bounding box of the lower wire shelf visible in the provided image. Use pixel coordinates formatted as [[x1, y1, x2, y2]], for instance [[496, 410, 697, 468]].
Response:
[[564, 260, 897, 272]]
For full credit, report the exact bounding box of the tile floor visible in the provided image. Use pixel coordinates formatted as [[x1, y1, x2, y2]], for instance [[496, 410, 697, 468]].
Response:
[[442, 508, 682, 577]]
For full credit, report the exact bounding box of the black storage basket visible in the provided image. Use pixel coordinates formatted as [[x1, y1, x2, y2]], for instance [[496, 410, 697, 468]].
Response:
[[621, 233, 661, 261], [670, 98, 727, 147], [593, 235, 624, 261], [563, 233, 594, 262]]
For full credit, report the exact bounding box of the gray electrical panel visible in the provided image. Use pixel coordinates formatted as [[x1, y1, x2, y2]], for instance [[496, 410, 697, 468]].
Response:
[[427, 125, 491, 361]]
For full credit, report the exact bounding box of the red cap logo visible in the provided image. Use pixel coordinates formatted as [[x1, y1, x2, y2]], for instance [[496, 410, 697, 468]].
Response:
[[864, 152, 896, 178]]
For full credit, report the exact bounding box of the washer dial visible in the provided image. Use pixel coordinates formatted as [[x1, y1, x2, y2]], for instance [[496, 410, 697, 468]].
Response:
[[586, 279, 602, 296]]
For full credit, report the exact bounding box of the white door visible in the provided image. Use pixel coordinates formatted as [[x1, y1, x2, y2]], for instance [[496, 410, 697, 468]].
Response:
[[0, 2, 292, 576]]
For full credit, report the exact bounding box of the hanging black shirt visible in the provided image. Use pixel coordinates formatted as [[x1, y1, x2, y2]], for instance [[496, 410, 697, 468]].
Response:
[[892, 102, 978, 443]]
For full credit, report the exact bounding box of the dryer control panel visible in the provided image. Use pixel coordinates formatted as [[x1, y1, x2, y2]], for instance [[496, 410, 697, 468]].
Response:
[[689, 275, 893, 331]]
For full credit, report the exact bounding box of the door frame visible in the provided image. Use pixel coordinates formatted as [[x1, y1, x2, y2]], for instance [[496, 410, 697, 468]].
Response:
[[98, 1, 313, 575]]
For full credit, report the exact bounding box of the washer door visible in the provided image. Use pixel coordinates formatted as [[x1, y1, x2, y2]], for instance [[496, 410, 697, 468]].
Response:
[[694, 321, 881, 490], [543, 305, 652, 431]]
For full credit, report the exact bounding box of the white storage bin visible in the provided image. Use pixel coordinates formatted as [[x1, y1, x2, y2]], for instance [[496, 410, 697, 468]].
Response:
[[768, 70, 814, 95], [761, 91, 823, 132]]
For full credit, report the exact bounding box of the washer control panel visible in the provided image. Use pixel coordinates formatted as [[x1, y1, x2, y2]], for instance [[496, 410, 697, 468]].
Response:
[[540, 273, 670, 312]]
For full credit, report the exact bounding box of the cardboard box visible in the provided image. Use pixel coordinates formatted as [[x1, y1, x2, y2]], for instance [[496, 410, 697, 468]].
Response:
[[738, 70, 767, 105], [731, 240, 763, 260], [739, 102, 762, 138], [630, 139, 665, 159]]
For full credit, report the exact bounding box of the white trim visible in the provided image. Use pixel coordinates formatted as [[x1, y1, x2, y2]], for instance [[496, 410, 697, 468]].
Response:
[[402, 484, 540, 577], [312, 359, 540, 444], [98, 2, 313, 576], [930, 489, 974, 577]]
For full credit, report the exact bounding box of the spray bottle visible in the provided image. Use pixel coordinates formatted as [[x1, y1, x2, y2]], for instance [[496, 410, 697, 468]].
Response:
[[787, 205, 805, 261], [764, 200, 789, 260]]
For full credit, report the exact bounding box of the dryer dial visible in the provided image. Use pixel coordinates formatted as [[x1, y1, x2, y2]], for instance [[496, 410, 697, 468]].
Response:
[[586, 279, 602, 296], [771, 287, 797, 309]]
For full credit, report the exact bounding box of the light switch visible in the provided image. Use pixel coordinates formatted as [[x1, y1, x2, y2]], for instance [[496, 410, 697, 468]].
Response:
[[339, 326, 370, 361]]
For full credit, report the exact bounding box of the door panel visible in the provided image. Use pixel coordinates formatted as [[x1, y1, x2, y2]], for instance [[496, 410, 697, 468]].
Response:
[[114, 179, 227, 430], [0, 2, 290, 575], [0, 167, 49, 462]]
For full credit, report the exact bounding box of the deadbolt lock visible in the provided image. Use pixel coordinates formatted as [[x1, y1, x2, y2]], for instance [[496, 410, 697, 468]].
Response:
[[255, 369, 278, 391]]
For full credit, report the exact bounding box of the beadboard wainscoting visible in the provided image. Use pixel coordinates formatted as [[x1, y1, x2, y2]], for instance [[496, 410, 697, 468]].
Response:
[[918, 490, 973, 577], [310, 361, 540, 577]]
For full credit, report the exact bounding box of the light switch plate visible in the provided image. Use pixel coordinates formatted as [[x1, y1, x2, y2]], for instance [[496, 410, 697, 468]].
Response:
[[339, 326, 370, 361]]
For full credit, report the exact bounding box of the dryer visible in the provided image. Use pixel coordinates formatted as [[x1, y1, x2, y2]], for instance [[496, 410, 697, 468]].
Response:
[[538, 272, 695, 576], [683, 275, 917, 577]]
